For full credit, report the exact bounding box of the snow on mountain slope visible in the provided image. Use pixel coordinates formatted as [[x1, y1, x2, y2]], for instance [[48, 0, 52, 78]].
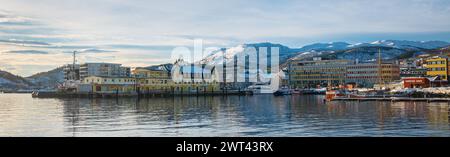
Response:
[[298, 42, 351, 51], [202, 42, 301, 65], [349, 40, 450, 49]]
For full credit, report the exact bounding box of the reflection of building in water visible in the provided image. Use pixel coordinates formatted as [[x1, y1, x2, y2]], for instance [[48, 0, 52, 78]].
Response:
[[426, 104, 449, 128]]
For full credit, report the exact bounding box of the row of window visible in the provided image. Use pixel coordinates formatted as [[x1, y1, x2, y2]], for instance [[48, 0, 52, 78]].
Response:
[[174, 81, 218, 85], [427, 68, 447, 71], [347, 66, 397, 69], [347, 71, 399, 74], [427, 61, 446, 65], [85, 78, 136, 83], [347, 76, 397, 79]]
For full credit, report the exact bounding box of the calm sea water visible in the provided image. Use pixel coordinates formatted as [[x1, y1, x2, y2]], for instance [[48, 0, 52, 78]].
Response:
[[0, 93, 449, 137]]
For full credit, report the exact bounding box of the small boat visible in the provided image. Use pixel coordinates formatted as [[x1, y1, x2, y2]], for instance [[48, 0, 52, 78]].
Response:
[[246, 84, 275, 94], [31, 91, 39, 97], [325, 89, 346, 101], [291, 89, 301, 95], [274, 87, 291, 96]]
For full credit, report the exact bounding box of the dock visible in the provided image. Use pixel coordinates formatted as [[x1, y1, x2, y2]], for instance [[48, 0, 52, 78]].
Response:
[[332, 97, 450, 102], [31, 90, 250, 98]]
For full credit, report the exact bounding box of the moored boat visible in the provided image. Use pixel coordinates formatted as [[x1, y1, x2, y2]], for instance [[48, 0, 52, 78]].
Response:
[[246, 84, 275, 94], [274, 87, 291, 96]]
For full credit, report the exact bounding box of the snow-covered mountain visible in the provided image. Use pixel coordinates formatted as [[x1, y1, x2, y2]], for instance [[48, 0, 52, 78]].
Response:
[[349, 40, 450, 50], [201, 42, 301, 65], [327, 46, 409, 61], [200, 40, 450, 66], [298, 42, 351, 51]]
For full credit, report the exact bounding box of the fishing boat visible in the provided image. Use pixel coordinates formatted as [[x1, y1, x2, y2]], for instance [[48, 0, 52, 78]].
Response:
[[326, 89, 345, 101]]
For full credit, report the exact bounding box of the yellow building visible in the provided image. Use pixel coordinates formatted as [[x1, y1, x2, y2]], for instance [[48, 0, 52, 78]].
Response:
[[133, 67, 170, 79], [425, 57, 448, 81], [133, 66, 220, 93], [132, 67, 173, 92], [82, 76, 137, 93]]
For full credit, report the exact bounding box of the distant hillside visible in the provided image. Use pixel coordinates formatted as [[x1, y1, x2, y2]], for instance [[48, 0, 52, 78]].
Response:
[[319, 46, 412, 61], [201, 40, 450, 66], [26, 67, 64, 89], [289, 40, 450, 62], [0, 70, 34, 90]]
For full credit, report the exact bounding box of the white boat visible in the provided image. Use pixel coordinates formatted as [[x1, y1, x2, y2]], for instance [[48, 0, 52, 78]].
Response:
[[274, 87, 292, 96], [246, 84, 275, 94]]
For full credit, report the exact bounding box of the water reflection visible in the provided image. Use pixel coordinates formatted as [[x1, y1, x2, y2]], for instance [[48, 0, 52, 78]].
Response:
[[0, 94, 449, 136]]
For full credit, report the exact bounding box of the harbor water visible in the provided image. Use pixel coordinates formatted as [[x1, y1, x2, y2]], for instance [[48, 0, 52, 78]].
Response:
[[0, 93, 449, 137]]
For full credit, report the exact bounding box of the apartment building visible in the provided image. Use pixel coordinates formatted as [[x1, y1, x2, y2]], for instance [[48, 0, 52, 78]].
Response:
[[79, 63, 131, 79]]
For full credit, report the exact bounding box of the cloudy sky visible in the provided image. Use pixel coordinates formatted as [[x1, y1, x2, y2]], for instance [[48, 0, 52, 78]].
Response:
[[1, 0, 450, 76]]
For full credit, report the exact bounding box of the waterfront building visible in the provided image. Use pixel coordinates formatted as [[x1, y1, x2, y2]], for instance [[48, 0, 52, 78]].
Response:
[[399, 59, 426, 77], [80, 76, 137, 93], [133, 67, 171, 79], [288, 58, 353, 88], [424, 56, 448, 81], [400, 67, 427, 78], [402, 77, 430, 88], [133, 67, 173, 92], [346, 62, 400, 87], [79, 63, 131, 79], [171, 62, 220, 93]]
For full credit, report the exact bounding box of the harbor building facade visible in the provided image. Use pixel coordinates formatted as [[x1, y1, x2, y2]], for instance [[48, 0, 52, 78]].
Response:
[[170, 63, 220, 93], [424, 56, 448, 81], [133, 67, 173, 92], [346, 62, 401, 87], [399, 59, 426, 77], [288, 58, 353, 88], [81, 76, 137, 93], [288, 57, 401, 88]]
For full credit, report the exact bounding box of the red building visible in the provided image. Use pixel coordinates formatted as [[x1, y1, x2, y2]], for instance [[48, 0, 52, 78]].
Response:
[[402, 77, 430, 88]]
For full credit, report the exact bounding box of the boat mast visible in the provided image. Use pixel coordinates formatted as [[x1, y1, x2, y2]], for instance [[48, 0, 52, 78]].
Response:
[[72, 51, 77, 70], [378, 48, 383, 89], [70, 51, 77, 80]]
